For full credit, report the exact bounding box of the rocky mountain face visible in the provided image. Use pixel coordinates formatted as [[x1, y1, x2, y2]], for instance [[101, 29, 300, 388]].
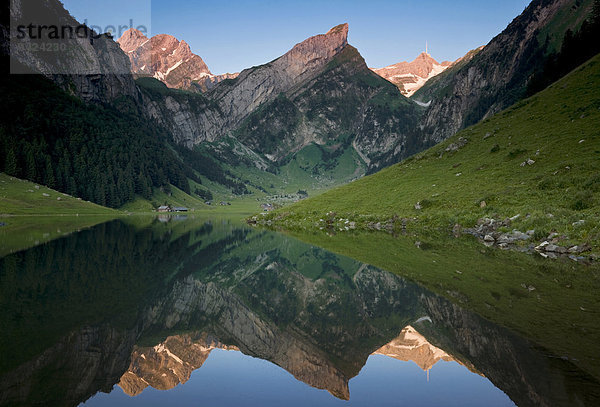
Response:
[[0, 325, 139, 407], [118, 334, 238, 396], [5, 0, 138, 103], [141, 24, 355, 147], [138, 23, 424, 174], [3, 0, 435, 192], [6, 0, 411, 195], [373, 325, 454, 371], [208, 23, 350, 125], [5, 0, 595, 204], [412, 0, 593, 143], [117, 28, 238, 91], [418, 294, 600, 407], [372, 52, 454, 97], [232, 45, 423, 166], [2, 221, 598, 406]]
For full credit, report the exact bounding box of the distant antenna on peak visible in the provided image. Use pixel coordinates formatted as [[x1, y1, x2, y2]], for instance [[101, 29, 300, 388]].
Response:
[[426, 40, 428, 55]]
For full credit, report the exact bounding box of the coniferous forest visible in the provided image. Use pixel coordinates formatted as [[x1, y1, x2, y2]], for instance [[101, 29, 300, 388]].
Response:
[[0, 71, 192, 207]]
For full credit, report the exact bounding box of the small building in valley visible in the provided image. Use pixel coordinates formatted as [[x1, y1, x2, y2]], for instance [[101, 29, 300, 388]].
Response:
[[261, 203, 274, 211]]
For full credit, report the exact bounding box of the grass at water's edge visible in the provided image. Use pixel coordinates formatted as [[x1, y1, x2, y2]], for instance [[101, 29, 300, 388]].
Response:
[[0, 173, 115, 216], [281, 227, 600, 380], [255, 54, 600, 257]]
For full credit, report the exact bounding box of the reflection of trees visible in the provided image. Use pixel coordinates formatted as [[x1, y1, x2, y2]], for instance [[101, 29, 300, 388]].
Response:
[[1, 219, 599, 406]]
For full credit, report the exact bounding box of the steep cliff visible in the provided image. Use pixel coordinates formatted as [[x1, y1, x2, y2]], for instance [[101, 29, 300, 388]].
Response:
[[413, 0, 594, 143], [138, 23, 424, 176], [6, 0, 138, 103], [233, 45, 424, 168]]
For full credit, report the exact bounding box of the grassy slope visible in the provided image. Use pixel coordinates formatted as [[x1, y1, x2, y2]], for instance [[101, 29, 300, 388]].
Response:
[[0, 173, 115, 216], [269, 54, 600, 252], [120, 183, 265, 217], [0, 173, 118, 256], [120, 184, 207, 212]]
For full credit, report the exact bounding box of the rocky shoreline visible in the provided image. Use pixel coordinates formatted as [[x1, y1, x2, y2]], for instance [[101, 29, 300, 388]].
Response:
[[248, 212, 597, 264], [462, 216, 594, 263]]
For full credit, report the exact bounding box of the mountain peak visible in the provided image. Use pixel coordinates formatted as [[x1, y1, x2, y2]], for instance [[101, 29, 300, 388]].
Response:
[[283, 23, 349, 70], [371, 50, 456, 97], [117, 28, 150, 52], [416, 51, 437, 62], [119, 27, 147, 40], [117, 31, 212, 90], [326, 23, 349, 37]]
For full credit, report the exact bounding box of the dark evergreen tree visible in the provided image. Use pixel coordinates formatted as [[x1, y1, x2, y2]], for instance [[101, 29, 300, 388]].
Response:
[[4, 147, 18, 176], [0, 71, 197, 208], [527, 5, 600, 96]]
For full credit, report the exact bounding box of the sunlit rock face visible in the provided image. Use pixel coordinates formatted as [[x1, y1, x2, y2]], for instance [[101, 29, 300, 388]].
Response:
[[133, 275, 356, 400], [118, 334, 238, 396], [205, 23, 350, 130], [373, 325, 453, 371], [117, 29, 238, 91], [372, 53, 453, 97]]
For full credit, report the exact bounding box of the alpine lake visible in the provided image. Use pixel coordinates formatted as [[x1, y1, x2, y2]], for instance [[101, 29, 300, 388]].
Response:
[[1, 214, 599, 407]]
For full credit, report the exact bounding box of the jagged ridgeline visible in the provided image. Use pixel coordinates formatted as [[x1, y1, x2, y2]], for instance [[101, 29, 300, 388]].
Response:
[[1, 2, 423, 208], [2, 0, 599, 209], [133, 23, 425, 189]]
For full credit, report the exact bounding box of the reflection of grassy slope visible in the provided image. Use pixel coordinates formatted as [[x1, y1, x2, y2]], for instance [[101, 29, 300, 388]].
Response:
[[0, 173, 115, 215], [286, 229, 600, 379], [269, 55, 600, 252], [0, 215, 115, 257], [191, 227, 362, 284], [0, 174, 118, 256]]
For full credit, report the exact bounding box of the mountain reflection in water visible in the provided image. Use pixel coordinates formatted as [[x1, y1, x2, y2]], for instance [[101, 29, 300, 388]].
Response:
[[0, 217, 598, 406]]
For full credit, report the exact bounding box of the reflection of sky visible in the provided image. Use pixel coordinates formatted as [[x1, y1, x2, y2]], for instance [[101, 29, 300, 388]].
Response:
[[81, 349, 514, 407]]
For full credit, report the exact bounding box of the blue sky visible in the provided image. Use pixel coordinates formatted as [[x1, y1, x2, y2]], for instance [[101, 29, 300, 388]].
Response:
[[62, 0, 531, 74]]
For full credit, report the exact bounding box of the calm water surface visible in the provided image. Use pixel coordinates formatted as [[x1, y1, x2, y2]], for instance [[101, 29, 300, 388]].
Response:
[[0, 216, 598, 406]]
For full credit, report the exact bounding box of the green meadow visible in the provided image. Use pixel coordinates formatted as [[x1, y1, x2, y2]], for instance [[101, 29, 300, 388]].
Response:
[[263, 55, 600, 254]]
